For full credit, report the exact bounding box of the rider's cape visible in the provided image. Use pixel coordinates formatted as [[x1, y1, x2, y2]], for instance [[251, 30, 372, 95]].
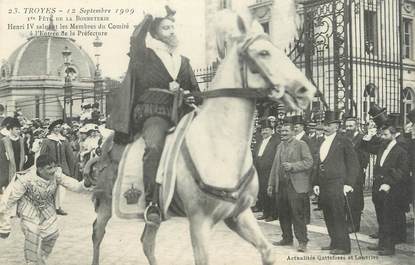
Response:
[[107, 15, 152, 136], [106, 15, 200, 139]]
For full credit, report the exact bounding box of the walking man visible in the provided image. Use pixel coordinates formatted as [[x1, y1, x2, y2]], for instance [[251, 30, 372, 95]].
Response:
[[312, 111, 359, 255], [0, 155, 91, 264], [268, 122, 313, 252]]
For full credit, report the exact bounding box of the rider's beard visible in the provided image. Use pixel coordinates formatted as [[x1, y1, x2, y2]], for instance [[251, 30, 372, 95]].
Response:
[[160, 34, 179, 51]]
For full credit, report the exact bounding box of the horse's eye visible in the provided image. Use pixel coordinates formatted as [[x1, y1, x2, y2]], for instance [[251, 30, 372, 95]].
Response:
[[258, 50, 270, 56]]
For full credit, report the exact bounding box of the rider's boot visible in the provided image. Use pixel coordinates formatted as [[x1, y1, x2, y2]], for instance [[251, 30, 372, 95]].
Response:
[[144, 184, 162, 226], [143, 147, 163, 226]]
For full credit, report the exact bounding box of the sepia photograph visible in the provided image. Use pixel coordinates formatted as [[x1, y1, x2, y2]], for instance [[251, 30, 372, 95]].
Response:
[[0, 0, 414, 264]]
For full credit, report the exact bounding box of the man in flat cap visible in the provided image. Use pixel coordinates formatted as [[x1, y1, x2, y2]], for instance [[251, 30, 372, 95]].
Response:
[[268, 120, 313, 252], [107, 6, 200, 224], [312, 111, 359, 255]]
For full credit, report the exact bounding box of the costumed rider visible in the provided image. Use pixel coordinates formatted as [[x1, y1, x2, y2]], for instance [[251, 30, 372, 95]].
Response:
[[107, 5, 201, 225]]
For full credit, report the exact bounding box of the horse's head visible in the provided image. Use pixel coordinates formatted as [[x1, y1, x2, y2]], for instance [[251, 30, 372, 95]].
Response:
[[214, 9, 316, 111]]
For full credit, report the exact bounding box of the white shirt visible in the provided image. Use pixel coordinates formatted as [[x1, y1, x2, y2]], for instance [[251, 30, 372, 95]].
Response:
[[258, 136, 271, 157], [295, 131, 305, 141], [320, 133, 337, 161], [147, 37, 181, 80], [379, 140, 396, 167]]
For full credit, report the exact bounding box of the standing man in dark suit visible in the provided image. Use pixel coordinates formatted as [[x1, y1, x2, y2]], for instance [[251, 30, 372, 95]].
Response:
[[253, 119, 280, 221], [312, 111, 359, 255], [344, 117, 369, 233], [268, 122, 313, 252], [361, 124, 409, 255]]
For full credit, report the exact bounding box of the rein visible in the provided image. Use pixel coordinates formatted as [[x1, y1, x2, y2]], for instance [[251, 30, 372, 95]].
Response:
[[191, 88, 268, 100]]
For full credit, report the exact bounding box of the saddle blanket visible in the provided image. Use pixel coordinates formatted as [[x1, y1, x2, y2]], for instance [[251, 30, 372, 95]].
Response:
[[112, 111, 195, 219]]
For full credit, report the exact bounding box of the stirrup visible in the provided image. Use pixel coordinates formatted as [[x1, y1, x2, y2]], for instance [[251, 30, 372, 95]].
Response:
[[144, 202, 162, 226]]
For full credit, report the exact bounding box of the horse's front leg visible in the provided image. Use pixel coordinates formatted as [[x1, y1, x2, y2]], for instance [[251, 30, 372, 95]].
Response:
[[225, 209, 275, 265], [189, 215, 213, 265], [140, 223, 160, 265], [91, 197, 112, 265]]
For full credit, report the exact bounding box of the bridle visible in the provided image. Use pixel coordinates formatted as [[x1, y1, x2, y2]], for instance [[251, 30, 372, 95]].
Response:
[[191, 33, 278, 100]]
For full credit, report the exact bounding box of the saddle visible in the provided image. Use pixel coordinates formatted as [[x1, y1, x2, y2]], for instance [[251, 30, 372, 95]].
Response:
[[112, 111, 196, 219]]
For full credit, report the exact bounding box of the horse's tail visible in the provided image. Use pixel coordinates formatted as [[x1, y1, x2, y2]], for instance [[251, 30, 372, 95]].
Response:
[[91, 130, 120, 212]]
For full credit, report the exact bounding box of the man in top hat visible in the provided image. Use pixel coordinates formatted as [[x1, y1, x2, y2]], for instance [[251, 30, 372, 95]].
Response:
[[252, 118, 280, 221], [368, 103, 389, 129], [0, 117, 25, 193], [107, 5, 200, 224], [312, 111, 359, 255], [344, 116, 370, 233], [39, 119, 76, 215], [360, 123, 409, 255], [407, 109, 415, 212], [268, 121, 313, 252]]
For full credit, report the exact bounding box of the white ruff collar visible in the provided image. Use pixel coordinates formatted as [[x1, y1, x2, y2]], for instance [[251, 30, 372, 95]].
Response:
[[0, 128, 19, 141], [147, 37, 182, 79]]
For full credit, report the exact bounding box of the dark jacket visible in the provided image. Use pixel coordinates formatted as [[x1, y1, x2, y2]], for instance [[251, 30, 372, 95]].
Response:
[[351, 133, 370, 171], [39, 136, 76, 177], [107, 15, 200, 137], [361, 138, 409, 210], [253, 134, 280, 178], [312, 134, 359, 188]]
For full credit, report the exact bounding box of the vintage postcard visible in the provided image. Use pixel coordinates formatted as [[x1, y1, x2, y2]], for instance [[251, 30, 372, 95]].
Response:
[[0, 0, 414, 264]]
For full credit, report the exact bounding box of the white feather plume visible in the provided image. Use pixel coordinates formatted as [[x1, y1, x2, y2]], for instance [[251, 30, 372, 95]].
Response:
[[271, 0, 300, 50]]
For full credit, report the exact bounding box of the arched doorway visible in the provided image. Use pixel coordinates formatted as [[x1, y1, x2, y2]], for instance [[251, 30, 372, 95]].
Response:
[[403, 87, 415, 124]]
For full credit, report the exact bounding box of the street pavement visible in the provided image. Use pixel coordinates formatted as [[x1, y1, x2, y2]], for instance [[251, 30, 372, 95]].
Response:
[[0, 191, 414, 265]]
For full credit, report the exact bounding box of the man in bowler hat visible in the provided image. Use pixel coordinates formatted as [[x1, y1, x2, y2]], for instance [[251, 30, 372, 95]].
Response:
[[312, 111, 359, 254]]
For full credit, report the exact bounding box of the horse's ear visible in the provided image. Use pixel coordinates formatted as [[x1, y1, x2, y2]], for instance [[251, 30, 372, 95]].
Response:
[[237, 15, 247, 35]]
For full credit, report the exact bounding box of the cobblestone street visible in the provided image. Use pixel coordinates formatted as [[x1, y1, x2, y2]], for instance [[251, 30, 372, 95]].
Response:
[[0, 191, 413, 265]]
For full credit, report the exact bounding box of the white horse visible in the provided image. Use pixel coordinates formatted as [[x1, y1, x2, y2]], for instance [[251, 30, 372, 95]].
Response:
[[90, 10, 316, 265]]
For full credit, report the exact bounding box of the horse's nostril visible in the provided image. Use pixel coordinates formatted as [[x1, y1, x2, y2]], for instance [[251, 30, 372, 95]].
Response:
[[297, 86, 307, 95]]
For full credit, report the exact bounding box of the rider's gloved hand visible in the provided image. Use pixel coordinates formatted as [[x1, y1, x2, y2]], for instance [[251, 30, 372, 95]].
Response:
[[183, 90, 196, 104]]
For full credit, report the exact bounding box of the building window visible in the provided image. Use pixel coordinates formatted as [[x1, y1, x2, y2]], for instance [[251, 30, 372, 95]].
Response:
[[261, 22, 269, 34], [364, 10, 377, 55], [403, 87, 414, 123], [219, 0, 231, 9], [403, 18, 413, 59]]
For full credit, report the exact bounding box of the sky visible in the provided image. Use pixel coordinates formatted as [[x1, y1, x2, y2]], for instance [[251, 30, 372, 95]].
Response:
[[0, 0, 206, 79]]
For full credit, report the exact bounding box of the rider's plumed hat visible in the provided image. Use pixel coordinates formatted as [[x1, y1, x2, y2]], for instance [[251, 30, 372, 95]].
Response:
[[149, 5, 176, 38]]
